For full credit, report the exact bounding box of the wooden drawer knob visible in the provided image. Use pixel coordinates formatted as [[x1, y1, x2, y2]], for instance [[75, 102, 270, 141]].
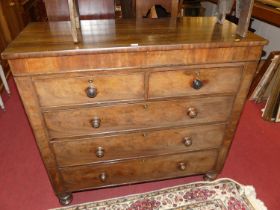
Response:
[[192, 79, 203, 90], [91, 117, 101, 128], [187, 107, 198, 118], [192, 71, 203, 90], [96, 147, 105, 158], [178, 162, 187, 171], [183, 137, 192, 146], [99, 172, 107, 182], [86, 80, 97, 98]]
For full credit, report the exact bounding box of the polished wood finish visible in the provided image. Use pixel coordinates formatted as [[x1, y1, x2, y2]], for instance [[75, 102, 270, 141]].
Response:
[[149, 66, 242, 98], [120, 0, 136, 18], [0, 0, 24, 89], [53, 124, 225, 167], [2, 18, 266, 205], [0, 0, 44, 90], [44, 96, 233, 139], [33, 72, 145, 107], [2, 18, 266, 60], [0, 0, 24, 41], [60, 150, 218, 191], [45, 0, 115, 21], [252, 1, 280, 27]]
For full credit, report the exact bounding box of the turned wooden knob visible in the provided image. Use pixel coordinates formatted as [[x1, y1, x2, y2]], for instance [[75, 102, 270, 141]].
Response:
[[86, 80, 97, 98], [187, 107, 198, 118], [96, 147, 105, 158], [99, 172, 107, 182], [192, 79, 203, 90], [183, 137, 192, 146], [91, 117, 101, 128], [178, 162, 187, 171]]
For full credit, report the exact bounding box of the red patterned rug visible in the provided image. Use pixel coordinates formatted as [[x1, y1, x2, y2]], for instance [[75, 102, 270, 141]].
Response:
[[52, 178, 266, 210]]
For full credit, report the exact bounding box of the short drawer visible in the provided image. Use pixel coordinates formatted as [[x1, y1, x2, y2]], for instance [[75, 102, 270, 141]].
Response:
[[149, 67, 242, 98], [33, 72, 145, 107], [53, 124, 225, 167], [60, 150, 218, 191], [44, 96, 233, 139]]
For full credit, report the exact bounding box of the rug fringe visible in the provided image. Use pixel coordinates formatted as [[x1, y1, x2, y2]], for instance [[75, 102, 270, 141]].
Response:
[[215, 178, 267, 210], [243, 185, 268, 210]]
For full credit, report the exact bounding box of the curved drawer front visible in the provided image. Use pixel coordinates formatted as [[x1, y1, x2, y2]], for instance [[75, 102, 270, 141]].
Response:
[[33, 72, 145, 107], [44, 96, 233, 139], [60, 150, 218, 191], [53, 124, 225, 167], [149, 67, 242, 98]]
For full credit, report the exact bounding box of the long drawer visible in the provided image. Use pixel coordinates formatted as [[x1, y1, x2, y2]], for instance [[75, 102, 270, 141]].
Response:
[[44, 96, 234, 139], [149, 66, 242, 99], [60, 150, 218, 191], [53, 124, 225, 167], [33, 72, 145, 107]]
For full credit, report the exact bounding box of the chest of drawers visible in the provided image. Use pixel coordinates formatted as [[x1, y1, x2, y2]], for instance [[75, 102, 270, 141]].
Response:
[[2, 18, 266, 205]]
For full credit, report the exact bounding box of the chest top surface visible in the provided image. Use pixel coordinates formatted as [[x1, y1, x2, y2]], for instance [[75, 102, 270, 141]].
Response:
[[2, 17, 267, 60]]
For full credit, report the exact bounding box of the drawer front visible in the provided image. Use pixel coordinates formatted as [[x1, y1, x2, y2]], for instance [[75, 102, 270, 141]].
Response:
[[149, 67, 242, 98], [53, 124, 225, 167], [44, 96, 233, 139], [33, 72, 145, 107], [60, 150, 218, 191]]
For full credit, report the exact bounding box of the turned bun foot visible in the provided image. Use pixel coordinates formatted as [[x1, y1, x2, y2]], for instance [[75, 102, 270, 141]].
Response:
[[58, 193, 73, 206], [203, 172, 218, 181]]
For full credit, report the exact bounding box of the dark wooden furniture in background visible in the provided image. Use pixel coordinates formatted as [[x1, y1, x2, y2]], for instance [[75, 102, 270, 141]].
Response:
[[0, 0, 24, 90], [120, 0, 136, 18], [2, 17, 266, 205], [253, 1, 280, 27], [206, 0, 280, 27], [136, 0, 179, 18], [0, 0, 46, 91], [45, 0, 115, 21], [21, 0, 47, 23], [181, 0, 205, 16]]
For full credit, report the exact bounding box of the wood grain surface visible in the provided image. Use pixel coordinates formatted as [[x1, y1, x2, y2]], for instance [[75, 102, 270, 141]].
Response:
[[2, 17, 267, 60], [53, 124, 225, 167], [44, 96, 234, 139], [3, 17, 266, 203], [45, 0, 115, 21], [149, 66, 242, 98], [33, 72, 145, 107], [60, 150, 218, 191]]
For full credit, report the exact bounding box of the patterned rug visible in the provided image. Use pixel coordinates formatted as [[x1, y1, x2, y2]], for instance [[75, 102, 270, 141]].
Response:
[[52, 178, 267, 210]]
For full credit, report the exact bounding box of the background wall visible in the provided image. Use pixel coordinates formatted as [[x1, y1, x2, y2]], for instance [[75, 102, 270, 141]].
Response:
[[201, 2, 280, 58]]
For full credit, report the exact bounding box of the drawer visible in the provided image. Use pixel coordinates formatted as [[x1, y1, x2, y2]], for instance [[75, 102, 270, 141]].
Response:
[[60, 150, 218, 191], [33, 72, 145, 107], [149, 67, 242, 98], [44, 96, 233, 139], [53, 124, 225, 167]]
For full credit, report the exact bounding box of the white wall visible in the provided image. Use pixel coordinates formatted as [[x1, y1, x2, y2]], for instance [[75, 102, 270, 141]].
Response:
[[201, 2, 280, 58], [251, 19, 280, 57]]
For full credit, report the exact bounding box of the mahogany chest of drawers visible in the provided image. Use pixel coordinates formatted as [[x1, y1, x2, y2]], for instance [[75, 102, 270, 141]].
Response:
[[2, 18, 266, 205]]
